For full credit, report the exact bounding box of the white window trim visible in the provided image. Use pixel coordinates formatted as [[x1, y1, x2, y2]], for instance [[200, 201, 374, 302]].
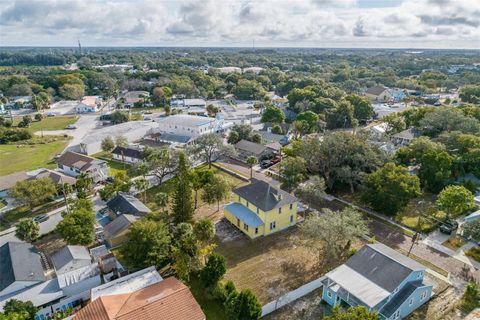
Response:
[[327, 290, 332, 298]]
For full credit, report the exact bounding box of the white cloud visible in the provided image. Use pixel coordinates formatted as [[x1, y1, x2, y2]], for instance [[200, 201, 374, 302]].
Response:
[[0, 0, 478, 48]]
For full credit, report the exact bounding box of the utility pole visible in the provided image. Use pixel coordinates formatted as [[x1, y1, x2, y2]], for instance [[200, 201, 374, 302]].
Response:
[[60, 176, 71, 215]]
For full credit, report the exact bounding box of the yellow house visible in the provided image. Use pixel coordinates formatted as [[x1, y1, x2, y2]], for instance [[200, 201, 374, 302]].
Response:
[[224, 179, 298, 239]]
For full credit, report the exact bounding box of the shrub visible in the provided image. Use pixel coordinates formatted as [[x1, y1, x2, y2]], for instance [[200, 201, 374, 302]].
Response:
[[0, 128, 32, 143]]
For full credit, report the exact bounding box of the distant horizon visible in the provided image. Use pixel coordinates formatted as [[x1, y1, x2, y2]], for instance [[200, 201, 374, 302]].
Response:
[[1, 45, 479, 51]]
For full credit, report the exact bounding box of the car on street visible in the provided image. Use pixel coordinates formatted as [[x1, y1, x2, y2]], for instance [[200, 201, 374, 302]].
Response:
[[33, 214, 49, 223], [260, 160, 271, 169], [65, 124, 77, 129]]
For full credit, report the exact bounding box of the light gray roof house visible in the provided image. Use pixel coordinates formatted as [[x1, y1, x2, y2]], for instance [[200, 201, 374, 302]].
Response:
[[323, 243, 433, 319], [51, 245, 92, 274], [233, 179, 297, 212], [106, 192, 152, 216], [0, 242, 46, 296]]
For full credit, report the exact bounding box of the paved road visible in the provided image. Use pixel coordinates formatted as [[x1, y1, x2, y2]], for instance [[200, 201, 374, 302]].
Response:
[[0, 195, 105, 247], [370, 219, 479, 285]]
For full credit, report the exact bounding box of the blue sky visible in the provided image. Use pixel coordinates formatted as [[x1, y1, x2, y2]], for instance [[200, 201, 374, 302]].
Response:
[[0, 0, 478, 48]]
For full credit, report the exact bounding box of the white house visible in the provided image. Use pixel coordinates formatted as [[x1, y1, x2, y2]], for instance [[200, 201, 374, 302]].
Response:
[[365, 86, 393, 103], [111, 145, 144, 163], [170, 98, 207, 109], [150, 114, 232, 144], [56, 151, 109, 182], [75, 96, 102, 113]]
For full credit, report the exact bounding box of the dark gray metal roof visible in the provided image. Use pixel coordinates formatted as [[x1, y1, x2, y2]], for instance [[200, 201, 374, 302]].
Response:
[[233, 179, 296, 211], [235, 139, 268, 155], [111, 146, 144, 160], [0, 242, 45, 292], [346, 243, 425, 293], [380, 281, 423, 317], [107, 192, 152, 216]]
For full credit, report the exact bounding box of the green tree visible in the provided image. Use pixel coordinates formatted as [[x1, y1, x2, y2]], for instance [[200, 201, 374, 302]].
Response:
[[301, 208, 368, 261], [8, 178, 56, 208], [190, 169, 214, 209], [134, 178, 149, 203], [246, 156, 257, 179], [188, 133, 235, 168], [324, 306, 379, 320], [436, 185, 475, 219], [296, 111, 319, 133], [56, 204, 95, 245], [101, 136, 115, 152], [32, 92, 51, 111], [171, 152, 194, 224], [59, 83, 84, 100], [115, 135, 128, 147], [120, 219, 171, 270], [15, 219, 40, 243], [294, 176, 326, 210], [200, 253, 226, 287], [326, 100, 358, 129], [459, 85, 480, 103], [227, 124, 254, 144], [193, 218, 215, 244], [206, 104, 219, 117], [460, 282, 480, 312], [345, 94, 374, 123], [261, 106, 285, 124], [201, 175, 230, 211], [34, 113, 43, 121], [279, 157, 307, 191], [226, 289, 262, 320], [3, 299, 37, 320], [110, 111, 129, 124], [154, 192, 169, 210], [144, 147, 178, 185], [75, 172, 92, 198], [362, 163, 421, 215]]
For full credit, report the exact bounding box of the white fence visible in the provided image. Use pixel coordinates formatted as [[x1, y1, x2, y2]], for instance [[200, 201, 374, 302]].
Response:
[[261, 276, 326, 317]]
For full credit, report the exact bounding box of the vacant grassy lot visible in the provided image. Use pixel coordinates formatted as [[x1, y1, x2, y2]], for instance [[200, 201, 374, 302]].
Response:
[[216, 225, 363, 304], [395, 194, 444, 233], [14, 116, 78, 132], [0, 137, 70, 176]]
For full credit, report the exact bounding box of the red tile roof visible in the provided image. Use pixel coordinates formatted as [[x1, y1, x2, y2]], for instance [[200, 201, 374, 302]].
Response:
[[74, 277, 205, 320]]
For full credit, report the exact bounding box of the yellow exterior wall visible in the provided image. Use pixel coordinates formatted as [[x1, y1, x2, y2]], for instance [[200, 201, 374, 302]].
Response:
[[225, 195, 298, 239]]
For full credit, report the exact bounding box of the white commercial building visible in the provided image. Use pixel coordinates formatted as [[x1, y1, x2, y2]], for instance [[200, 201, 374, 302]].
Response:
[[170, 98, 207, 109], [150, 114, 232, 145]]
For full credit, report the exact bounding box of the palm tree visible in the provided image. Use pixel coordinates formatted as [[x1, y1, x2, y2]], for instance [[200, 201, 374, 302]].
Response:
[[134, 178, 149, 202], [246, 156, 257, 179], [76, 172, 93, 197]]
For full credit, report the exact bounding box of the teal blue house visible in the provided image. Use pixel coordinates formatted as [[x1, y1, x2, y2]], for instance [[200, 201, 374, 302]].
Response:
[[322, 244, 433, 319]]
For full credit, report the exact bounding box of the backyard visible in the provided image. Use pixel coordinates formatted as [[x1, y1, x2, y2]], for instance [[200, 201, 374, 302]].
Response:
[[0, 136, 70, 176]]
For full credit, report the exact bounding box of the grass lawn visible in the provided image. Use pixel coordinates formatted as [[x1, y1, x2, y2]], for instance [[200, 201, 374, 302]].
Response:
[[188, 275, 227, 320], [465, 246, 480, 263], [106, 159, 132, 177], [395, 194, 444, 233], [0, 137, 70, 176], [14, 116, 78, 132], [216, 225, 364, 304], [442, 236, 466, 251]]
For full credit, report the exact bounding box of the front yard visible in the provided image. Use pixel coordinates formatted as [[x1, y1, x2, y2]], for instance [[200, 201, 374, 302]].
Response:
[[14, 116, 78, 132], [0, 136, 70, 176]]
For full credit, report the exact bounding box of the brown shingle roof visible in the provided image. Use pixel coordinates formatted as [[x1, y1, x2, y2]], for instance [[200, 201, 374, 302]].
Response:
[[366, 86, 388, 96], [74, 277, 205, 320], [56, 151, 103, 171], [0, 171, 29, 190]]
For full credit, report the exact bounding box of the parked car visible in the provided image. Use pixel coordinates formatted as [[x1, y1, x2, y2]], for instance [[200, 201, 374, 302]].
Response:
[[33, 214, 49, 223], [45, 112, 56, 117], [439, 219, 459, 235], [65, 124, 77, 129], [270, 155, 282, 165], [260, 160, 271, 169]]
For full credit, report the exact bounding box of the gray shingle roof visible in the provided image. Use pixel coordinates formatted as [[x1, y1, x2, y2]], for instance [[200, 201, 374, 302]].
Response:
[[346, 243, 425, 293], [104, 214, 139, 239], [235, 139, 267, 155], [51, 245, 92, 274], [366, 86, 388, 96], [233, 179, 296, 211], [0, 242, 45, 292], [107, 192, 151, 216], [111, 146, 144, 160]]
